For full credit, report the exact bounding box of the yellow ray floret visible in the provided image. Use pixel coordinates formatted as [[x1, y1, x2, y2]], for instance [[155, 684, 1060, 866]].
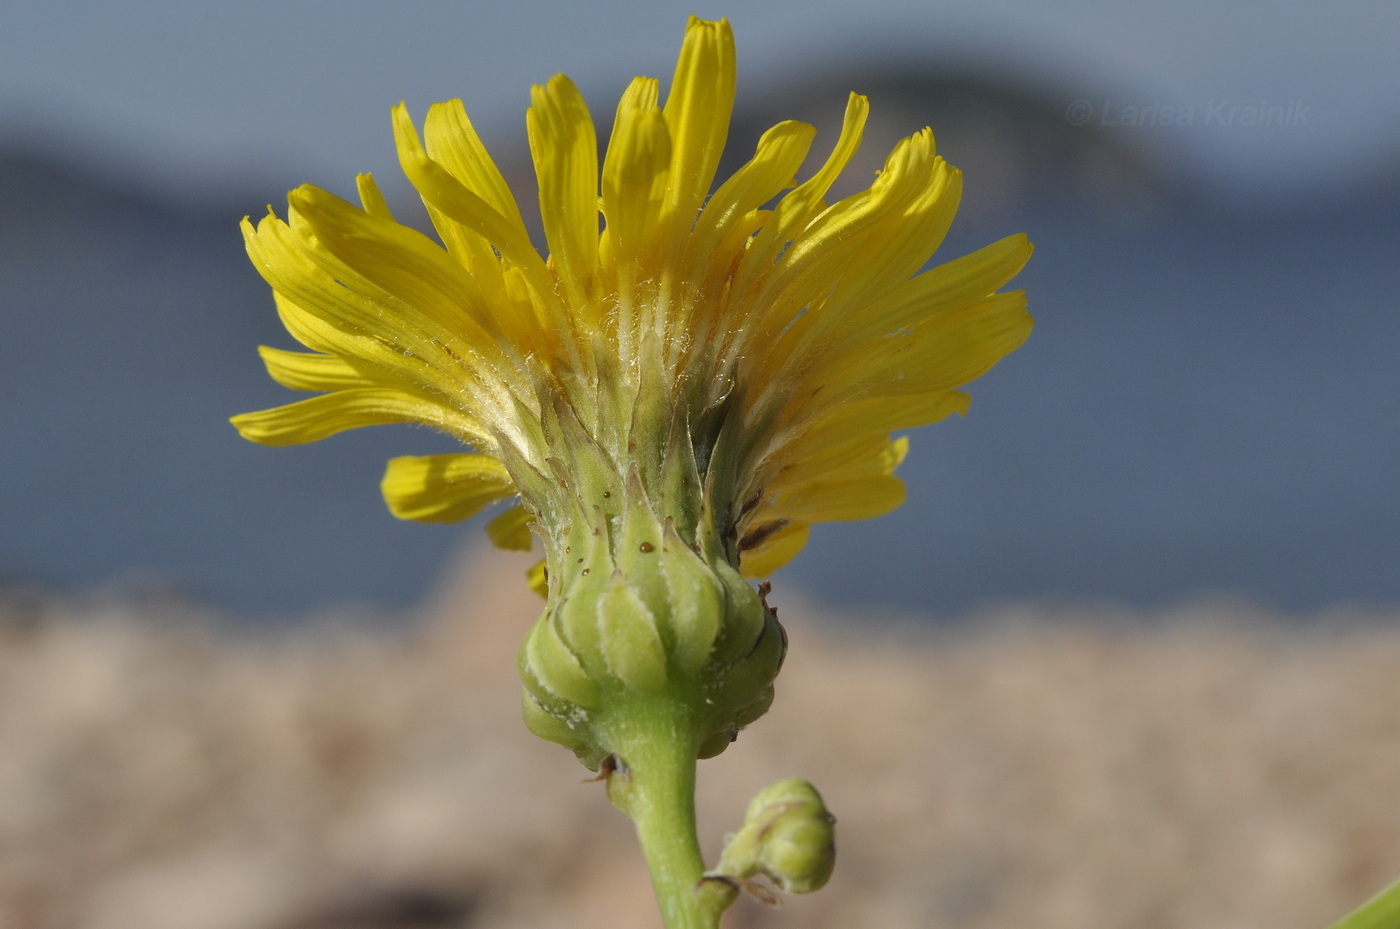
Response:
[[380, 454, 517, 523], [232, 16, 1032, 583]]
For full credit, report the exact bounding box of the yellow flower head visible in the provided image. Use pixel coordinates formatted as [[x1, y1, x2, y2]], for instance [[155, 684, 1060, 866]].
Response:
[[233, 16, 1032, 766], [232, 17, 1032, 590]]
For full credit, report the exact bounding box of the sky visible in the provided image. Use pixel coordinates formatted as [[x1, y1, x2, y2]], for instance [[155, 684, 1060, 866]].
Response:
[[3, 0, 1397, 205]]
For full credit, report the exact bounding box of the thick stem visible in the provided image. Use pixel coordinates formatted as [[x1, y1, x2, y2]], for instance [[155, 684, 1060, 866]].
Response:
[[604, 699, 736, 929]]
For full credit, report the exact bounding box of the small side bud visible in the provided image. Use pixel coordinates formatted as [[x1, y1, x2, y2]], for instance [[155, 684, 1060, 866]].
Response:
[[710, 778, 836, 895]]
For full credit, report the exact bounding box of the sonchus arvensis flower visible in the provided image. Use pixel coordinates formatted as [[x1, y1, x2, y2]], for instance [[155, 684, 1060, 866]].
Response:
[[233, 16, 1028, 782]]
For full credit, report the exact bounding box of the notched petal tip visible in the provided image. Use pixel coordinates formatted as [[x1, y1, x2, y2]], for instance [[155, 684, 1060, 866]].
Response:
[[683, 15, 733, 39], [355, 172, 394, 220]]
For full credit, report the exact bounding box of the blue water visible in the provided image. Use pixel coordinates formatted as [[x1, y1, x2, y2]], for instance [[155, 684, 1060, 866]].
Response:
[[787, 204, 1400, 614], [2, 147, 1397, 618]]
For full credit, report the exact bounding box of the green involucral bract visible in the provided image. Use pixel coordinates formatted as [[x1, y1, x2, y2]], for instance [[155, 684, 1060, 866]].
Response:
[[511, 372, 786, 770]]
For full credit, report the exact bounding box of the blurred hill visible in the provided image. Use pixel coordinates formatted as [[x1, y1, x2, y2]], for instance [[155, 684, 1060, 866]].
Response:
[[0, 548, 1397, 929], [1, 66, 1399, 616], [725, 66, 1179, 224]]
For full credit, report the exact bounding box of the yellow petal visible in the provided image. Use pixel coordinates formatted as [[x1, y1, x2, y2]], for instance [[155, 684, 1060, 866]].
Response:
[[380, 453, 515, 523], [528, 74, 600, 310], [767, 432, 892, 494], [355, 172, 394, 221], [740, 92, 868, 277], [391, 103, 551, 290], [754, 436, 908, 525], [765, 391, 967, 484], [256, 346, 373, 393], [268, 292, 485, 434], [777, 432, 908, 496], [423, 98, 528, 232], [686, 118, 815, 287], [762, 474, 907, 525], [739, 522, 810, 579], [287, 185, 500, 347], [811, 160, 962, 324], [755, 160, 962, 386], [410, 101, 517, 300], [841, 233, 1035, 346], [736, 130, 943, 364], [232, 388, 477, 447], [269, 290, 355, 356], [807, 292, 1032, 417], [661, 17, 736, 243], [601, 79, 671, 282], [392, 105, 563, 364], [244, 213, 471, 394], [526, 560, 549, 598], [777, 91, 869, 227], [487, 506, 535, 552], [759, 130, 939, 311]]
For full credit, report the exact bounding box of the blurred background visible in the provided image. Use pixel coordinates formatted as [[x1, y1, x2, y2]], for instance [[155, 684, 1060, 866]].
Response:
[[3, 0, 1397, 617], [3, 3, 1400, 929]]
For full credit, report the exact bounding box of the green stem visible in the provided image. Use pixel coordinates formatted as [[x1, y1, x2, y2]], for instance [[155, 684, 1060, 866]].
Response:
[[1328, 876, 1400, 929], [604, 698, 736, 929]]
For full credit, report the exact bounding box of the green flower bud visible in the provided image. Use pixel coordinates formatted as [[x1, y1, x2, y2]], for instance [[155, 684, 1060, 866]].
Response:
[[710, 778, 836, 895]]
